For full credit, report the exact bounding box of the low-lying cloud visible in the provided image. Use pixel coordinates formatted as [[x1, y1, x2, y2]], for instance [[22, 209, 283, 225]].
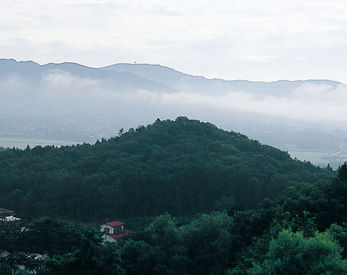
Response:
[[2, 70, 346, 129], [40, 70, 100, 90], [135, 83, 347, 126]]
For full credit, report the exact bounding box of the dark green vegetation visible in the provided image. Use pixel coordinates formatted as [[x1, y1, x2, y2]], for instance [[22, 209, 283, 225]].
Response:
[[0, 117, 346, 274], [0, 117, 332, 221], [1, 165, 346, 274]]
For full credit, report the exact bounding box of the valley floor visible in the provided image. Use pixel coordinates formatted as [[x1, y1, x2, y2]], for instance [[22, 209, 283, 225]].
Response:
[[0, 137, 81, 149]]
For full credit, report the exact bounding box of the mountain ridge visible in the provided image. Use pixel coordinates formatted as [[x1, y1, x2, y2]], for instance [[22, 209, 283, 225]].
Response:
[[1, 58, 343, 87]]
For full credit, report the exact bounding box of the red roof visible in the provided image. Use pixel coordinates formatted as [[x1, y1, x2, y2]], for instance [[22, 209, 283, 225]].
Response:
[[106, 220, 125, 227], [107, 228, 132, 239]]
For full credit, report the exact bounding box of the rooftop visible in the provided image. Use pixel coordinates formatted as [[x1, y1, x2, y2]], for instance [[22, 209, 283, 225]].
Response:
[[107, 228, 132, 239], [0, 208, 14, 217], [106, 220, 125, 227], [0, 215, 21, 222]]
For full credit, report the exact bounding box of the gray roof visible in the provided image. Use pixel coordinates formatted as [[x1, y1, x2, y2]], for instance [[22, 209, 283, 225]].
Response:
[[0, 208, 14, 217]]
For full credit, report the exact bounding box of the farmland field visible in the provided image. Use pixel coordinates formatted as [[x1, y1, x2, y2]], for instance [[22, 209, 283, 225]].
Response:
[[0, 137, 81, 149], [288, 148, 347, 169]]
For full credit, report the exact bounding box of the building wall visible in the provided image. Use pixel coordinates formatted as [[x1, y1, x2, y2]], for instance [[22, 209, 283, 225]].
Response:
[[102, 234, 117, 243], [100, 224, 115, 234]]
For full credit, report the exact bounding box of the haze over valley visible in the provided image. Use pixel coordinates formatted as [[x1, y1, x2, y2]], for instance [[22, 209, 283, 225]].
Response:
[[1, 58, 346, 168]]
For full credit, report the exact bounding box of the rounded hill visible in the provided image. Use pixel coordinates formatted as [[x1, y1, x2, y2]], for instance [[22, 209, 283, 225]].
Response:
[[0, 117, 332, 220]]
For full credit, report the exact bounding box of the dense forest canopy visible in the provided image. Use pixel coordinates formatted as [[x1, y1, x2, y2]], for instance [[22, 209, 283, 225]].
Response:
[[1, 165, 346, 274], [0, 117, 346, 274], [0, 117, 332, 221]]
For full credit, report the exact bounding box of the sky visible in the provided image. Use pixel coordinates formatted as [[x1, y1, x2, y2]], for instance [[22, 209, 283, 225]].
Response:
[[1, 0, 347, 82]]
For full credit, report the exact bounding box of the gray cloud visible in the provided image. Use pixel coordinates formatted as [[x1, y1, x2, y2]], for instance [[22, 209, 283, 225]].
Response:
[[1, 0, 347, 82], [20, 68, 346, 127]]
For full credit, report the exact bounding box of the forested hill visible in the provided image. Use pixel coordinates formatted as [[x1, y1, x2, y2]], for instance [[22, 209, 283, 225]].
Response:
[[0, 117, 333, 221]]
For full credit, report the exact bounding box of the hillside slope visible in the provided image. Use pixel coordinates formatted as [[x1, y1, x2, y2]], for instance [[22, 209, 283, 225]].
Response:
[[0, 117, 332, 221]]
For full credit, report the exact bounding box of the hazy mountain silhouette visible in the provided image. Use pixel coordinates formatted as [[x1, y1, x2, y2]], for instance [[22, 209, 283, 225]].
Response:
[[103, 63, 341, 96], [1, 59, 346, 168]]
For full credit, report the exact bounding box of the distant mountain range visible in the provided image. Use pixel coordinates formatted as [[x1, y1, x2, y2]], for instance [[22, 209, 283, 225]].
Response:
[[0, 59, 169, 92], [0, 58, 346, 168], [1, 58, 341, 95], [103, 62, 341, 96]]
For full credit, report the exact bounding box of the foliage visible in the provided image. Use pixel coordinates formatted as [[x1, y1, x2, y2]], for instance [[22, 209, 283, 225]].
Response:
[[119, 213, 187, 275], [0, 118, 345, 274], [250, 230, 347, 275], [181, 212, 234, 274], [329, 223, 347, 258], [0, 218, 122, 274], [338, 162, 347, 181], [269, 174, 347, 231], [0, 117, 332, 221]]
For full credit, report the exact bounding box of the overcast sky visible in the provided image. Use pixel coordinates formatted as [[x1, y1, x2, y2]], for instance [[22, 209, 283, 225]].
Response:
[[1, 0, 347, 82]]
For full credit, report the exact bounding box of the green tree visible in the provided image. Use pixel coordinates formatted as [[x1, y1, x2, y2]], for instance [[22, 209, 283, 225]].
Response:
[[119, 214, 188, 274], [329, 223, 347, 258], [338, 162, 347, 181], [251, 230, 347, 275], [181, 212, 234, 274]]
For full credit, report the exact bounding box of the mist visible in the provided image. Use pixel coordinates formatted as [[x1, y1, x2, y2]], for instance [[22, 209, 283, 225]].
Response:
[[1, 59, 346, 167]]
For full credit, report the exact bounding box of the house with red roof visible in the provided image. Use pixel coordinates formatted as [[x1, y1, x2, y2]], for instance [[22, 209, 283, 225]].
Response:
[[100, 220, 131, 243]]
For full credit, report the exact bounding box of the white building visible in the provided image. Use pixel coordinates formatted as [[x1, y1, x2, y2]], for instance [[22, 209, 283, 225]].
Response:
[[100, 220, 131, 243], [0, 208, 21, 222]]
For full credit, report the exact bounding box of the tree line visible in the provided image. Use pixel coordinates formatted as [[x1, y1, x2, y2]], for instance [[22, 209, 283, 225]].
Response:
[[1, 163, 346, 274], [0, 117, 332, 222]]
